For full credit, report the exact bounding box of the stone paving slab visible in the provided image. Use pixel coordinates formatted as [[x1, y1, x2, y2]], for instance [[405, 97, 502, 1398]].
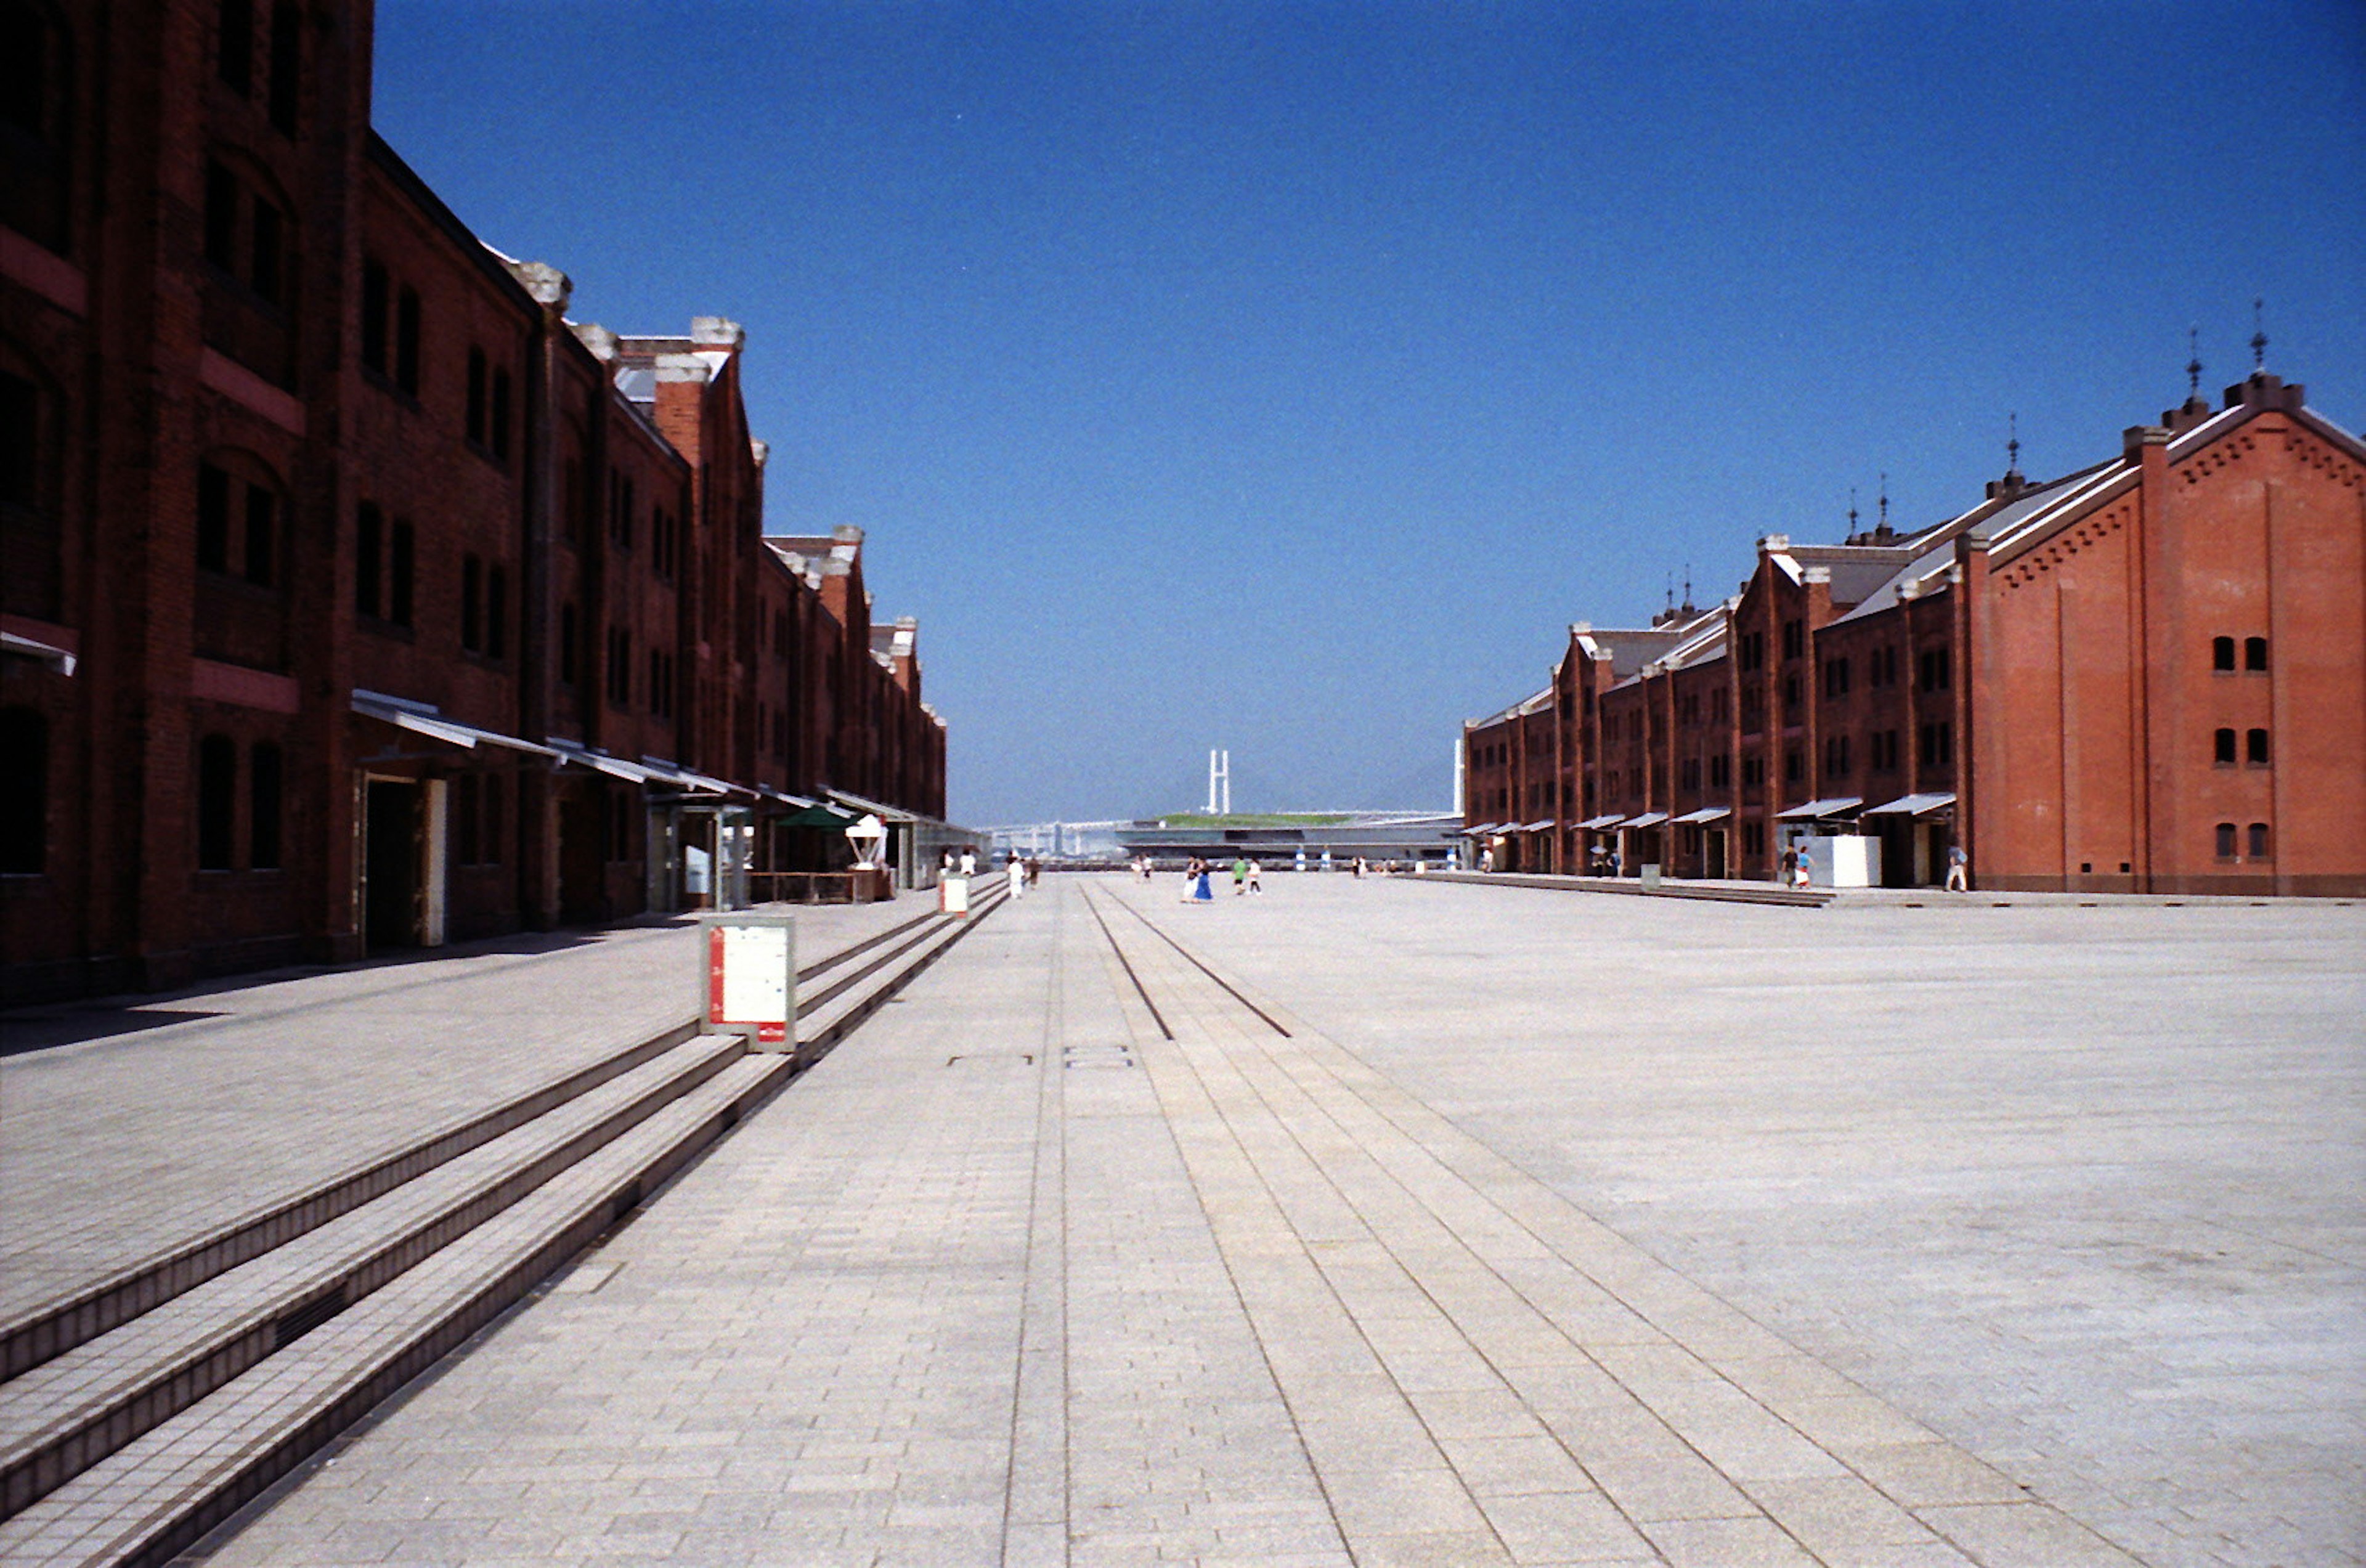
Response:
[[135, 875, 2366, 1566], [0, 900, 922, 1334]]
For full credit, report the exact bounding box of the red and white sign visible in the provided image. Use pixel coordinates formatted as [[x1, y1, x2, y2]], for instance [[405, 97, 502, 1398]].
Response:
[[707, 924, 792, 1045]]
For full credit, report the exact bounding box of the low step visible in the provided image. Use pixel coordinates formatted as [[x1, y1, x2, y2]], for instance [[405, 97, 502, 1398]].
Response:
[[0, 1054, 797, 1568], [0, 889, 1007, 1566], [0, 1033, 746, 1520], [0, 1020, 699, 1384]]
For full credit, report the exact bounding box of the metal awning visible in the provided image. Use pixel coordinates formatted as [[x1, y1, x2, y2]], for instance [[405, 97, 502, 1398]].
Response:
[[1510, 819, 1552, 832], [1863, 791, 1957, 817], [826, 787, 917, 823], [1461, 823, 1500, 835], [2, 631, 76, 676], [1622, 811, 1670, 829], [543, 738, 659, 783], [353, 690, 562, 758], [637, 756, 743, 797], [1775, 797, 1864, 821], [1577, 813, 1626, 830], [1672, 806, 1730, 824]]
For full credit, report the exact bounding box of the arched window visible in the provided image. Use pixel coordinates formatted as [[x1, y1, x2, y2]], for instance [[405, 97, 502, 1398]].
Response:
[[2214, 822, 2237, 859], [198, 734, 238, 869], [2244, 637, 2269, 672], [2214, 728, 2237, 765], [195, 450, 287, 588], [0, 706, 46, 874], [2248, 822, 2270, 859], [2211, 636, 2235, 672], [2246, 728, 2270, 766]]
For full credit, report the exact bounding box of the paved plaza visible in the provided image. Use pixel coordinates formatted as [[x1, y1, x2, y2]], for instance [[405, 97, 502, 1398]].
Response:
[[65, 875, 2364, 1567]]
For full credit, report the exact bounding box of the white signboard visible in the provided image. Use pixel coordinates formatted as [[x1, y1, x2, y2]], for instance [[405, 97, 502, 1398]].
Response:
[[700, 912, 797, 1050]]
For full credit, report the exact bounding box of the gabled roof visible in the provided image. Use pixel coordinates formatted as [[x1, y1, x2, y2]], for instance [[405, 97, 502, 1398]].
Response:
[[1468, 683, 1555, 730]]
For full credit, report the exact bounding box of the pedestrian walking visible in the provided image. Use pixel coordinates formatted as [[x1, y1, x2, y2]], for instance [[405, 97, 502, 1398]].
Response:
[[1479, 845, 1495, 874], [1194, 859, 1214, 901], [1246, 859, 1262, 895], [1945, 842, 1969, 892], [959, 847, 976, 877], [1232, 856, 1250, 895], [1007, 850, 1026, 898]]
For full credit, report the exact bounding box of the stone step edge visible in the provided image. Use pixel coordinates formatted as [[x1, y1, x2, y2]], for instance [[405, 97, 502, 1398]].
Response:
[[794, 885, 1010, 1065], [0, 1053, 797, 1568], [0, 903, 961, 1383], [1423, 870, 1832, 906], [0, 1031, 751, 1519], [0, 894, 1002, 1565], [0, 1016, 700, 1386]]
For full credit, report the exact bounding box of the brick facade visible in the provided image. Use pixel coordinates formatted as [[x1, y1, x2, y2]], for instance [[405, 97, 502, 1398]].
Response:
[[1, 0, 949, 1003], [1463, 376, 2365, 893]]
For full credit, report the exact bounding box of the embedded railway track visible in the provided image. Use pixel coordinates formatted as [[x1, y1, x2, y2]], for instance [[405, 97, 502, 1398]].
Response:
[[1076, 884, 1296, 1043]]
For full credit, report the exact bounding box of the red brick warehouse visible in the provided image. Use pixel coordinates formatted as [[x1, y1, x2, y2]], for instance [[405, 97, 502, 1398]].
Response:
[[1462, 372, 2365, 894], [1, 0, 951, 1004]]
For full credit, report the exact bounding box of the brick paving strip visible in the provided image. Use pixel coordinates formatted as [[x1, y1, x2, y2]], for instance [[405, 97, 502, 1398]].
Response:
[[1092, 884, 2138, 1568], [154, 878, 2190, 1567]]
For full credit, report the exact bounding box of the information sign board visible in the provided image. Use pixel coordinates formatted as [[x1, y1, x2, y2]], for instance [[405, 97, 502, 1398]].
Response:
[[695, 910, 797, 1051]]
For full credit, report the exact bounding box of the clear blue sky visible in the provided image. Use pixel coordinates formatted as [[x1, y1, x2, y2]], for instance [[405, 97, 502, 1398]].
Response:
[[372, 0, 2366, 826]]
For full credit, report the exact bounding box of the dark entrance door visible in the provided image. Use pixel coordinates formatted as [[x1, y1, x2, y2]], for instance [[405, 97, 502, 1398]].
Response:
[[559, 786, 604, 925], [364, 780, 421, 949]]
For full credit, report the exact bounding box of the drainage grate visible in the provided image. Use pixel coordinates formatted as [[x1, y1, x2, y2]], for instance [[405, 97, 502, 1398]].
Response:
[[273, 1283, 350, 1350]]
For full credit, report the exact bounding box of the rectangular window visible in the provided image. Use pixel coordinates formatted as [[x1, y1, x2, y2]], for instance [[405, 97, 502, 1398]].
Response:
[[460, 554, 482, 651], [203, 161, 239, 270], [354, 502, 382, 616], [2214, 728, 2237, 765], [2215, 821, 2237, 859], [219, 0, 254, 92], [2212, 636, 2235, 672], [0, 370, 34, 510], [1919, 647, 1951, 693], [0, 707, 47, 874], [198, 734, 238, 869], [486, 564, 507, 659], [248, 198, 283, 307], [2248, 822, 2270, 859], [242, 485, 275, 586], [2246, 728, 2270, 766], [250, 740, 281, 869], [394, 286, 421, 396], [2245, 637, 2269, 673], [490, 368, 511, 459], [388, 518, 414, 627], [197, 463, 232, 572], [267, 2, 299, 133], [465, 348, 487, 446], [360, 260, 389, 374], [1919, 721, 1953, 768]]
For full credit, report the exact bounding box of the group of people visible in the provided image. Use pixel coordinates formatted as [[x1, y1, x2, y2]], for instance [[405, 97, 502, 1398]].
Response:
[[1172, 855, 1262, 901]]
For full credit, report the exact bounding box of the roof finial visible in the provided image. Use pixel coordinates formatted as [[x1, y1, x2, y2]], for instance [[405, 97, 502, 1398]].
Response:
[[1877, 471, 1889, 527], [2186, 326, 2202, 399], [2250, 296, 2267, 373], [1681, 565, 1693, 611], [1847, 486, 1859, 537], [2006, 412, 2021, 477]]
